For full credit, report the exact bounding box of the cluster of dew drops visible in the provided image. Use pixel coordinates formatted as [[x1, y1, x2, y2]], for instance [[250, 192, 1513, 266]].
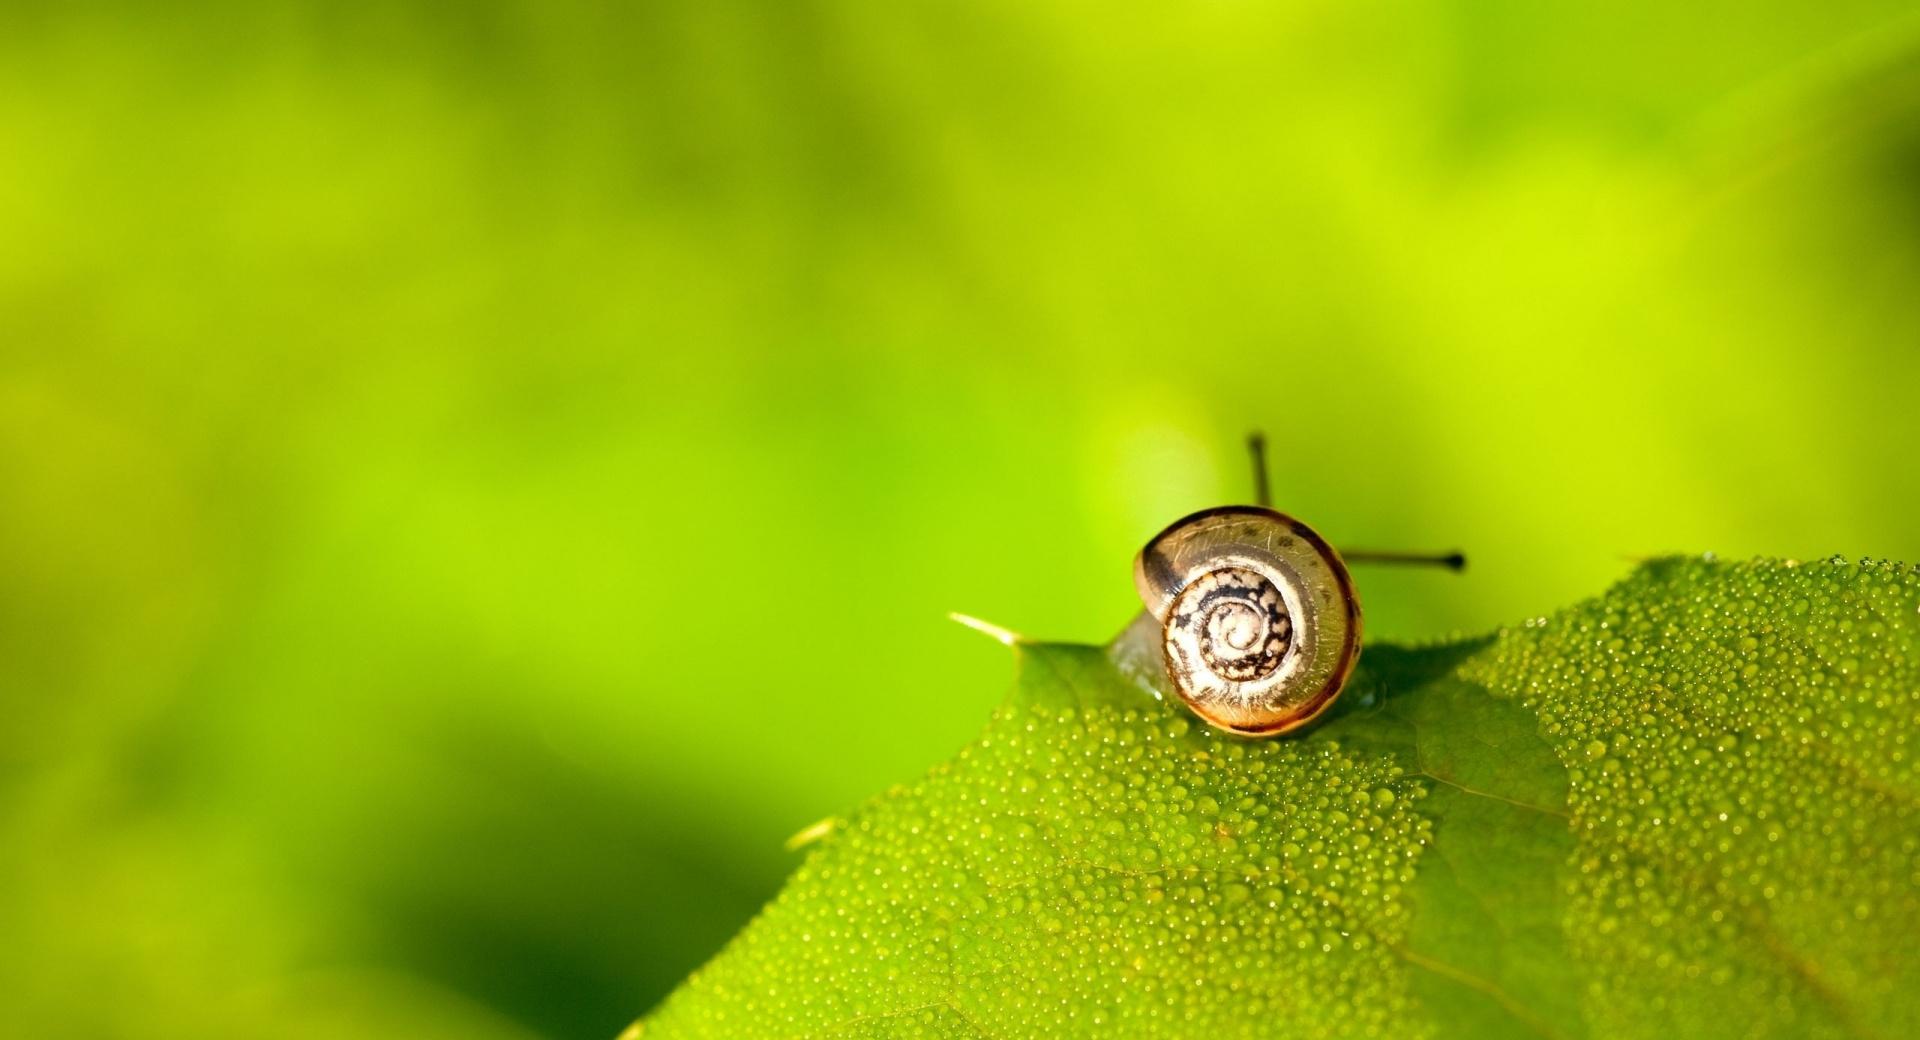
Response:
[[646, 667, 1434, 1039], [1466, 554, 1920, 1035]]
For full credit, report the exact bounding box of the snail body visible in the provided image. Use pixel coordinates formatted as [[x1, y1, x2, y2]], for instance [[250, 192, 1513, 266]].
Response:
[[1133, 506, 1361, 736]]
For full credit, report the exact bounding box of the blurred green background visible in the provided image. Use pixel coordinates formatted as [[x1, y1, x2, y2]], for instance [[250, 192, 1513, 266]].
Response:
[[5, 2, 1920, 1037]]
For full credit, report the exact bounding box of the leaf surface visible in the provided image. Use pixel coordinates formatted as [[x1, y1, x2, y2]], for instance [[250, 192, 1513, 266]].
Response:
[[639, 558, 1920, 1039]]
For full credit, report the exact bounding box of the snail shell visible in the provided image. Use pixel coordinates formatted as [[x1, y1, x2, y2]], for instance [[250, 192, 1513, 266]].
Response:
[[1133, 506, 1361, 736]]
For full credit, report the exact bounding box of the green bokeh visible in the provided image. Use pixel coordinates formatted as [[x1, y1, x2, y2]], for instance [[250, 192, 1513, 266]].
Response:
[[4, 3, 1920, 1037]]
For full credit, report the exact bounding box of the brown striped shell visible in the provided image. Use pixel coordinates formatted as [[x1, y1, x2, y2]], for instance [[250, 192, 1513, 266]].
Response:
[[1132, 506, 1361, 736]]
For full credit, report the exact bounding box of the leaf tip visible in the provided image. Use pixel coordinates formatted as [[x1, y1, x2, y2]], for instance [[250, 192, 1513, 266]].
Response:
[[949, 611, 1024, 646], [783, 816, 840, 852]]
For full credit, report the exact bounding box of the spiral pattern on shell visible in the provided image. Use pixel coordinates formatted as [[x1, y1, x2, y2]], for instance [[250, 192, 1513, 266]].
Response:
[[1133, 506, 1361, 737], [1170, 567, 1293, 682]]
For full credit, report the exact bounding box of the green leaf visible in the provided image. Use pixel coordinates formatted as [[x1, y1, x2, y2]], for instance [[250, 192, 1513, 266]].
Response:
[[637, 558, 1920, 1039]]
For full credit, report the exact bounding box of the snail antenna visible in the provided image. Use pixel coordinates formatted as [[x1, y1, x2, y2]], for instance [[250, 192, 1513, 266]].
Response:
[[1341, 549, 1468, 571], [1246, 431, 1272, 508], [1244, 429, 1463, 571]]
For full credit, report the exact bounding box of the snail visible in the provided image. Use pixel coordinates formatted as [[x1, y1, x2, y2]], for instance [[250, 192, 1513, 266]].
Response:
[[1130, 434, 1463, 737]]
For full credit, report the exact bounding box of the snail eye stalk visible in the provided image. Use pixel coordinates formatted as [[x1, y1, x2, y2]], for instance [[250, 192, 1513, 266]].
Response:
[[1244, 429, 1466, 571], [1246, 431, 1273, 509]]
